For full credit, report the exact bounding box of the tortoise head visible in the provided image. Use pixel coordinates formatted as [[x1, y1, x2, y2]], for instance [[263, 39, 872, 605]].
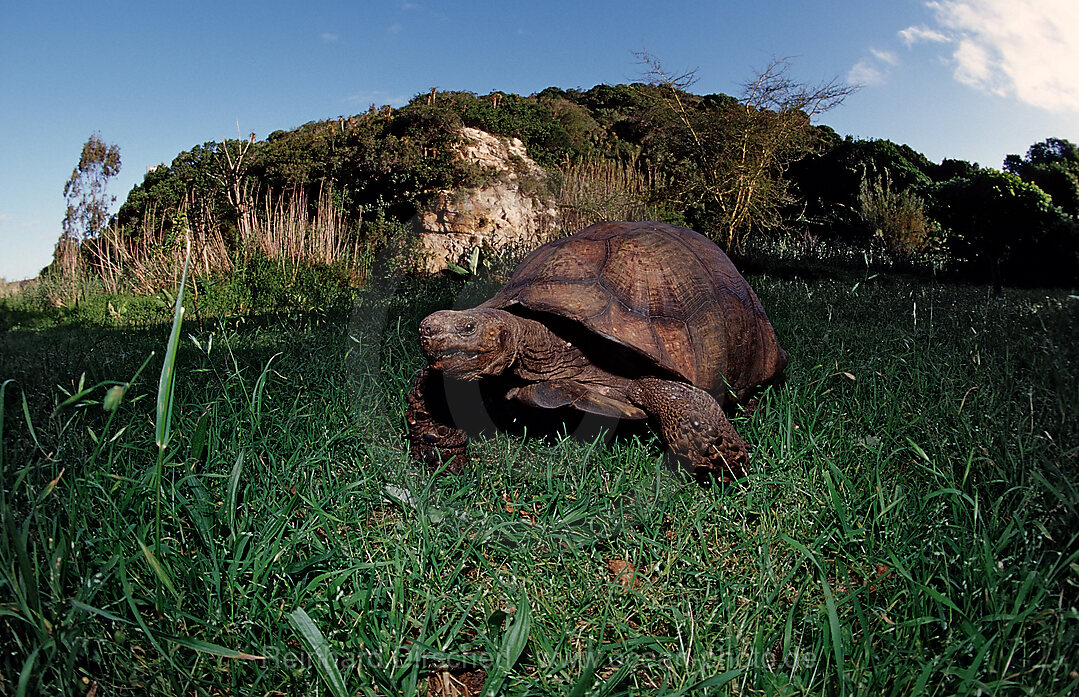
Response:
[[419, 308, 517, 380]]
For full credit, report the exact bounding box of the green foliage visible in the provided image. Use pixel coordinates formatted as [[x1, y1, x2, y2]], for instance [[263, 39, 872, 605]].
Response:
[[857, 172, 941, 255], [1, 273, 1077, 694], [0, 273, 175, 330], [100, 83, 1079, 292], [423, 90, 583, 167], [116, 140, 265, 237], [931, 168, 1079, 287], [789, 136, 943, 241], [1004, 138, 1079, 218], [195, 252, 361, 316], [632, 55, 856, 250], [62, 133, 122, 241]]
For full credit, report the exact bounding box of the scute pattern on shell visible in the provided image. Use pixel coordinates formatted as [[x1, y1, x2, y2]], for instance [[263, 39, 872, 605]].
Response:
[[481, 221, 786, 397]]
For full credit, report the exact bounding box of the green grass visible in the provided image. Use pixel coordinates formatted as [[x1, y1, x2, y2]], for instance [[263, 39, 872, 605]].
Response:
[[1, 270, 1077, 695]]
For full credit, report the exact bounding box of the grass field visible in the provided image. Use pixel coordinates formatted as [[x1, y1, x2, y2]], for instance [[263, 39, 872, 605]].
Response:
[[1, 268, 1077, 696]]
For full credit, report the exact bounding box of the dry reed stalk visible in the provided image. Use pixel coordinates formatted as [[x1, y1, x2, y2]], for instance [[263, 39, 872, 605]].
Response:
[[250, 184, 362, 269], [556, 157, 660, 231], [52, 182, 368, 300], [76, 196, 233, 294]]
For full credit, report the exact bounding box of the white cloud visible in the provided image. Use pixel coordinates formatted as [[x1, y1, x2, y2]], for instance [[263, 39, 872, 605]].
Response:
[[898, 25, 950, 46], [321, 32, 339, 43], [848, 48, 899, 86], [848, 59, 888, 87], [871, 49, 899, 65], [902, 0, 1079, 112], [952, 38, 999, 91]]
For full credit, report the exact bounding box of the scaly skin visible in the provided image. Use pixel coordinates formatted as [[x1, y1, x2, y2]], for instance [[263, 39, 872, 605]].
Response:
[[405, 367, 470, 473], [627, 377, 749, 484]]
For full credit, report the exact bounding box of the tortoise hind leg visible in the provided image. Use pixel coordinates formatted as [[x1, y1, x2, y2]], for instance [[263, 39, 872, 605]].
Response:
[[626, 377, 749, 483], [406, 367, 470, 473]]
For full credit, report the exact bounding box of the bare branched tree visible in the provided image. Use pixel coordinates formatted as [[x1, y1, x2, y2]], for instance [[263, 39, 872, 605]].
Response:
[[638, 52, 856, 251], [211, 123, 258, 239]]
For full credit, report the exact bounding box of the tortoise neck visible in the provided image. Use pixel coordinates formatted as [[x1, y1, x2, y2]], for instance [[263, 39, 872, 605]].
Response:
[[502, 312, 590, 380]]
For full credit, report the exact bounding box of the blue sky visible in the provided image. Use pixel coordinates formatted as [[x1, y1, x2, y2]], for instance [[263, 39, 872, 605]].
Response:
[[2, 0, 1076, 280]]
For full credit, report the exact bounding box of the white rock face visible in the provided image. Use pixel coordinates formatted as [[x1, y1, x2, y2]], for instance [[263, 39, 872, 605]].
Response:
[[417, 127, 560, 274]]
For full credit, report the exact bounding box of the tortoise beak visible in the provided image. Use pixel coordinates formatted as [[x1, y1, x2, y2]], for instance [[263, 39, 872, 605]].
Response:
[[418, 311, 454, 360], [418, 322, 437, 356]]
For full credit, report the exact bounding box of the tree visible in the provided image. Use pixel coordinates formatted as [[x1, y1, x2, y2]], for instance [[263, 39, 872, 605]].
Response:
[[61, 133, 122, 240], [55, 133, 121, 277], [932, 169, 1077, 288], [639, 54, 856, 250], [211, 130, 258, 239], [787, 136, 941, 243], [1004, 138, 1079, 219]]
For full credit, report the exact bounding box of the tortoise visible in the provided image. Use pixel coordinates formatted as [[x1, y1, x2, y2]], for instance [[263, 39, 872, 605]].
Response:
[[405, 221, 787, 482]]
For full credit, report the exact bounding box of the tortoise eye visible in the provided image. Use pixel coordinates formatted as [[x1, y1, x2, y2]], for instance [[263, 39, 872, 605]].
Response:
[[459, 321, 476, 335]]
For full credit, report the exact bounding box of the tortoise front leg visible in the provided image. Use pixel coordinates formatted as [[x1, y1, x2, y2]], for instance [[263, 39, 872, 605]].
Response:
[[627, 377, 749, 483], [406, 367, 470, 473]]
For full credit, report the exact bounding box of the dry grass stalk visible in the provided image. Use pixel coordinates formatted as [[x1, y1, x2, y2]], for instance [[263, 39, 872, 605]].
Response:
[[246, 184, 362, 270], [44, 183, 370, 304], [78, 197, 231, 294], [858, 174, 940, 255], [555, 157, 660, 231]]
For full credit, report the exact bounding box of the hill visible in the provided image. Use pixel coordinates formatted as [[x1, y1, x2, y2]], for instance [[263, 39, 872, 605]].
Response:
[[43, 83, 1079, 304]]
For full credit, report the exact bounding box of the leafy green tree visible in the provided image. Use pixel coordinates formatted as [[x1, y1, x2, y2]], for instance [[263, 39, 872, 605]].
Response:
[[61, 133, 122, 240], [936, 158, 981, 182], [1004, 138, 1079, 218], [115, 142, 231, 236], [418, 90, 582, 167], [788, 136, 942, 245], [54, 133, 121, 277]]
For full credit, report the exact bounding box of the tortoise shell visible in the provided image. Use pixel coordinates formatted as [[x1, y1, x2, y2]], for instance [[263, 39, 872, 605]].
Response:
[[480, 221, 786, 398]]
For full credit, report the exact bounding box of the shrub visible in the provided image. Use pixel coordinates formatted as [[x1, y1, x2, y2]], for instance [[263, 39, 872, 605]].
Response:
[[858, 173, 942, 255], [932, 169, 1079, 288]]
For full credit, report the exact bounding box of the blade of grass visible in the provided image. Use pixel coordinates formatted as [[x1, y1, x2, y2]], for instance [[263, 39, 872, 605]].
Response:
[[592, 656, 638, 697], [0, 380, 8, 472], [153, 236, 191, 554], [228, 450, 244, 542], [117, 556, 189, 688], [18, 389, 41, 454], [73, 600, 264, 661], [166, 635, 265, 661], [70, 600, 129, 625], [7, 516, 42, 639], [483, 588, 532, 697], [15, 645, 43, 697], [781, 534, 848, 696], [820, 574, 847, 696], [156, 235, 191, 450], [287, 607, 349, 697], [136, 535, 178, 600], [667, 668, 744, 696], [566, 650, 599, 697]]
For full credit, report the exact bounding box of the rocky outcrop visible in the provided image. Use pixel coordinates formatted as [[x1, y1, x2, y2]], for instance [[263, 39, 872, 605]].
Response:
[[417, 127, 560, 274]]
